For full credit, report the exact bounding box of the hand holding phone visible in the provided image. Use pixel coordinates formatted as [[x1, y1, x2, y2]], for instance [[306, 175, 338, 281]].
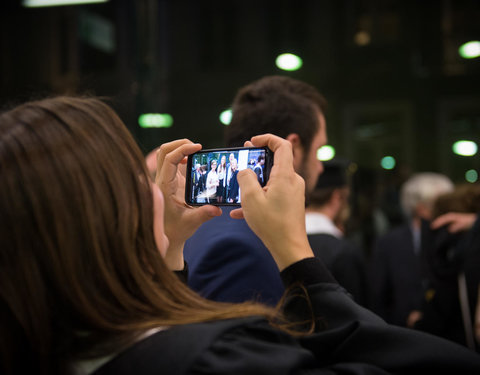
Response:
[[185, 146, 273, 206], [155, 139, 222, 268], [230, 134, 314, 271]]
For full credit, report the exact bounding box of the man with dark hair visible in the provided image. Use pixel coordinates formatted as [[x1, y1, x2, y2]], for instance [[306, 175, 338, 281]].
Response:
[[253, 155, 265, 185], [226, 75, 327, 194], [184, 76, 327, 305], [305, 160, 369, 307]]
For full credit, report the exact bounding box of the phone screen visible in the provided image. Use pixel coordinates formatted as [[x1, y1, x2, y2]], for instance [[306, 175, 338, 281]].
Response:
[[185, 146, 272, 206]]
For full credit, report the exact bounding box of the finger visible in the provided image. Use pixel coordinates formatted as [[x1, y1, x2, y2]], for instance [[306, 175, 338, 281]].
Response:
[[230, 208, 245, 219], [156, 139, 198, 183], [193, 204, 223, 220], [448, 214, 476, 233], [431, 213, 456, 229], [156, 139, 192, 170], [237, 169, 265, 206], [243, 140, 254, 147], [157, 143, 201, 186], [250, 134, 294, 172], [181, 205, 222, 236]]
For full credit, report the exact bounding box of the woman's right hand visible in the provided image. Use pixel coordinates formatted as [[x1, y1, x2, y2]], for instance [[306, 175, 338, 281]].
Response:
[[231, 134, 314, 271]]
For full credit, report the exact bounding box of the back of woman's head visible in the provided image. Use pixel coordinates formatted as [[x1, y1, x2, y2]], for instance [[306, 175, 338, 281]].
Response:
[[0, 96, 287, 375], [0, 97, 167, 373]]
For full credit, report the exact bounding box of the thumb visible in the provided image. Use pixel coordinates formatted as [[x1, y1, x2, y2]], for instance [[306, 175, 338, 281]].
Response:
[[237, 169, 264, 207], [180, 204, 222, 231], [193, 205, 222, 221]]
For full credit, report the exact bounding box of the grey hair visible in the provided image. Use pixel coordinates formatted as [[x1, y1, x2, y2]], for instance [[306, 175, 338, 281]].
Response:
[[400, 172, 454, 219]]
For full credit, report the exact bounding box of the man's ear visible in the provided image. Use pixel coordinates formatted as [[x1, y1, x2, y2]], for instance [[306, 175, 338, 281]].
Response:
[[286, 133, 303, 169]]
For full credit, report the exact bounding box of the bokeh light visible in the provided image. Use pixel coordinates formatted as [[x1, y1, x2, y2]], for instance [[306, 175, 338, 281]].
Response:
[[138, 113, 173, 128], [452, 140, 478, 156], [465, 169, 478, 183], [317, 145, 336, 161], [381, 156, 396, 170], [458, 41, 480, 59], [219, 109, 232, 125], [275, 53, 303, 71]]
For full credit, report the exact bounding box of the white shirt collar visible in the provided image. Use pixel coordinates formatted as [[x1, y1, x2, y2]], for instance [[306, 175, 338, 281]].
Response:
[[305, 212, 343, 238]]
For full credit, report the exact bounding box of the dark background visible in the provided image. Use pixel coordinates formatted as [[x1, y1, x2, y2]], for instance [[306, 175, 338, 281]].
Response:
[[1, 0, 479, 252]]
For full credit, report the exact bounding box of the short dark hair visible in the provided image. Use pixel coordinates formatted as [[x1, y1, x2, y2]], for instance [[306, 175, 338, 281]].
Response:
[[225, 76, 327, 154], [307, 187, 337, 207], [307, 160, 349, 207]]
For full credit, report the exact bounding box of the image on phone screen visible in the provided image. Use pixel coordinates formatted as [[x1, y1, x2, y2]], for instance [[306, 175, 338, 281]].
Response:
[[185, 147, 272, 206]]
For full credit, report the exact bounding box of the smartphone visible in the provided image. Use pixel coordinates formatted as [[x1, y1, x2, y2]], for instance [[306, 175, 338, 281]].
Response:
[[185, 146, 273, 206]]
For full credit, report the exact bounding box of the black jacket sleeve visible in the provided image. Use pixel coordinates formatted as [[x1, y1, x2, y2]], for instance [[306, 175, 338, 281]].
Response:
[[278, 257, 480, 373], [95, 258, 480, 375]]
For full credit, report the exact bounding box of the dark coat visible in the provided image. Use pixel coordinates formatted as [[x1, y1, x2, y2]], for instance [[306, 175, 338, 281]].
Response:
[[226, 170, 239, 202], [93, 258, 480, 375], [369, 224, 425, 326], [308, 233, 369, 307], [414, 216, 480, 352]]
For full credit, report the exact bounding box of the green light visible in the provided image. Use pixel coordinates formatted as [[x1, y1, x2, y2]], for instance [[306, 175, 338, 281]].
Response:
[[138, 113, 173, 128], [452, 140, 478, 156], [381, 156, 396, 170], [317, 145, 335, 161], [219, 109, 232, 125], [465, 169, 478, 183], [459, 41, 480, 59], [23, 0, 108, 7], [275, 53, 303, 71]]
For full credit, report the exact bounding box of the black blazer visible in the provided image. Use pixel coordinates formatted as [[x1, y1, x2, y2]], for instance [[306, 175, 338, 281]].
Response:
[[369, 224, 425, 326], [308, 233, 369, 307], [227, 170, 239, 202]]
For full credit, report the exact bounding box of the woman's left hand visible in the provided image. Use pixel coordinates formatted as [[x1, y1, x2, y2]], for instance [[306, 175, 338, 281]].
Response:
[[155, 139, 222, 269]]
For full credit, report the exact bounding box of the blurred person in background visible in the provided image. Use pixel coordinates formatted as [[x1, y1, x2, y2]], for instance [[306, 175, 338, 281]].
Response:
[[305, 159, 369, 307], [415, 183, 480, 352], [369, 172, 454, 327]]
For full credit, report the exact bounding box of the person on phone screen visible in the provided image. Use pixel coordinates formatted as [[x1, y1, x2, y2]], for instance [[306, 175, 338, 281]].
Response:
[[205, 159, 219, 202], [192, 163, 202, 201], [216, 155, 227, 203], [226, 158, 239, 203], [254, 154, 265, 185], [225, 152, 235, 198]]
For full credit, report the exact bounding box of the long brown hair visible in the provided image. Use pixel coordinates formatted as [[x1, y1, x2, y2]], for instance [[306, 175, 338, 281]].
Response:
[[0, 97, 279, 375]]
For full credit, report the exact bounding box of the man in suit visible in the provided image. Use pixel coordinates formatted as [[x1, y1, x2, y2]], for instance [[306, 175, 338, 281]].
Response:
[[305, 160, 369, 307], [226, 158, 240, 203], [224, 153, 235, 199], [369, 172, 454, 327], [253, 155, 265, 185], [184, 76, 327, 305], [192, 163, 202, 202]]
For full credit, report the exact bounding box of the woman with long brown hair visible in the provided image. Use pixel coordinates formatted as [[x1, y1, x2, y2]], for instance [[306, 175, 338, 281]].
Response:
[[1, 97, 479, 375]]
